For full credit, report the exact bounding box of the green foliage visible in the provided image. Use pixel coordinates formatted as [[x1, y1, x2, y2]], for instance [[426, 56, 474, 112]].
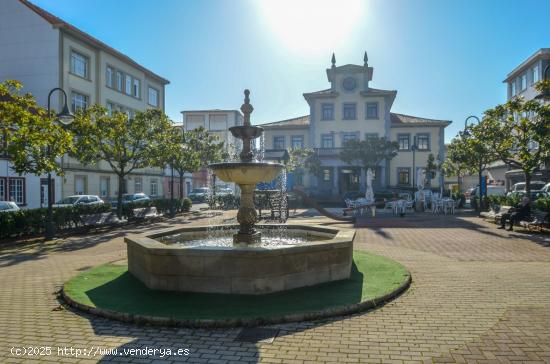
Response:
[[0, 204, 112, 240], [71, 106, 173, 217], [483, 97, 550, 195], [287, 147, 322, 178], [534, 196, 550, 212], [451, 193, 466, 208], [340, 137, 399, 170], [425, 153, 437, 185], [206, 194, 239, 210], [0, 80, 73, 175]]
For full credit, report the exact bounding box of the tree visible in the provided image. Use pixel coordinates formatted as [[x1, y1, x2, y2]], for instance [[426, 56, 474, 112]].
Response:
[[441, 152, 468, 194], [287, 148, 323, 184], [0, 80, 73, 176], [445, 121, 500, 211], [483, 97, 550, 197], [339, 137, 399, 173], [71, 105, 173, 217], [167, 126, 226, 199], [425, 153, 437, 187]]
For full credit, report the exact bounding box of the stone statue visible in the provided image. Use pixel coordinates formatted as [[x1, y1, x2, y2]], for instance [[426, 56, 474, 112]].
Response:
[[365, 168, 374, 202]]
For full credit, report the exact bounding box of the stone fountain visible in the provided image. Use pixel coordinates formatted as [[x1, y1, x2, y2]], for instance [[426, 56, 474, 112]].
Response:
[[209, 90, 283, 245], [125, 90, 355, 295]]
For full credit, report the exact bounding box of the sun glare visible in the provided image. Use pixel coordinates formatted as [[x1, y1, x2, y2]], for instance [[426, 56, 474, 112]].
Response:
[[257, 0, 365, 55]]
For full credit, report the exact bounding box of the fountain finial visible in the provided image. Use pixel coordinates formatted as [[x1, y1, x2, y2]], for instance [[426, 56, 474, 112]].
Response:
[[241, 89, 253, 127], [331, 53, 336, 68]]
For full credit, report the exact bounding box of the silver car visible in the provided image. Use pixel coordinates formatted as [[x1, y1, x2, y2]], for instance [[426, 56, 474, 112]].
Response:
[[53, 195, 104, 207], [0, 201, 20, 213]]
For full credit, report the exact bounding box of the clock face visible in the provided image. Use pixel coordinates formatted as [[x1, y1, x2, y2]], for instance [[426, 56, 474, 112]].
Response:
[[343, 77, 357, 91]]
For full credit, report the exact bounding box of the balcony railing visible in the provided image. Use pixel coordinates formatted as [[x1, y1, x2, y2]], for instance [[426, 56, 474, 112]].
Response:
[[314, 147, 343, 156]]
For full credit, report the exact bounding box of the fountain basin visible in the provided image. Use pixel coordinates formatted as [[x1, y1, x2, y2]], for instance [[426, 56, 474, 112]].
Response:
[[209, 162, 284, 185], [125, 224, 355, 295]]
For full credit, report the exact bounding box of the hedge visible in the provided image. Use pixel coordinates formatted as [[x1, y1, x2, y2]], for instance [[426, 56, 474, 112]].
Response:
[[0, 204, 111, 239], [0, 198, 192, 240]]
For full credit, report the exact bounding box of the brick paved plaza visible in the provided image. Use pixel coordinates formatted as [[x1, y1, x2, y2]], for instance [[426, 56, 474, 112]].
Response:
[[1, 212, 550, 363]]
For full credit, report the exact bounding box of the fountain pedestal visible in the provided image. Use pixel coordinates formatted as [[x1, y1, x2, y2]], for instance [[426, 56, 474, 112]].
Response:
[[234, 184, 261, 244]]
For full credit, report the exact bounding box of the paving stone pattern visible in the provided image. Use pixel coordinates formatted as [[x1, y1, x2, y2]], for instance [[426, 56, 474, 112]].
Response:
[[1, 212, 549, 363]]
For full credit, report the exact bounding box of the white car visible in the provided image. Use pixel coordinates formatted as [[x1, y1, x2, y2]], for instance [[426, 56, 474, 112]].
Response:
[[0, 201, 20, 213], [53, 195, 104, 208]]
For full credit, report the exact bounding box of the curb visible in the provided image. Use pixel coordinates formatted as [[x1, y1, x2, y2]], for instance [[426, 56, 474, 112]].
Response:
[[61, 272, 412, 328]]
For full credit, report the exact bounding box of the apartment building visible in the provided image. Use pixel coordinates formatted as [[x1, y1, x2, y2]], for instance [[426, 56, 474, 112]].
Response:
[[504, 48, 549, 102], [261, 53, 451, 198], [0, 0, 169, 207], [180, 109, 243, 190]]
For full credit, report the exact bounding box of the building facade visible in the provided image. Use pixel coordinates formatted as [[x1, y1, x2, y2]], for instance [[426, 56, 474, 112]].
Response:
[[0, 0, 169, 207], [261, 53, 451, 198], [504, 48, 549, 102], [180, 109, 243, 190]]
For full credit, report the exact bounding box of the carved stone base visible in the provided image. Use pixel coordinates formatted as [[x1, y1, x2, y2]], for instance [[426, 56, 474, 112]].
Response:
[[233, 231, 262, 245]]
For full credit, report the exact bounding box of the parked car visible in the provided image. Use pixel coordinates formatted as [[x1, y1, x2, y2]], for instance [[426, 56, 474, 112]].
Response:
[[53, 195, 104, 208], [123, 193, 150, 204], [472, 185, 506, 197], [188, 187, 210, 202], [0, 201, 20, 213], [214, 187, 234, 196], [507, 181, 546, 197]]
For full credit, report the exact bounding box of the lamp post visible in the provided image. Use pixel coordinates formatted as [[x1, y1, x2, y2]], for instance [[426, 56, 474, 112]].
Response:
[[45, 88, 74, 240], [411, 136, 418, 188], [463, 115, 484, 212]]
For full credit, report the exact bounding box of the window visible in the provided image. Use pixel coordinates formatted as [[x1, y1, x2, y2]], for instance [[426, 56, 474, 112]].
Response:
[[510, 81, 516, 96], [342, 132, 358, 144], [343, 103, 356, 120], [148, 87, 159, 107], [71, 92, 88, 112], [366, 102, 379, 119], [321, 103, 334, 120], [8, 178, 25, 204], [74, 176, 86, 195], [397, 168, 410, 186], [398, 134, 410, 151], [134, 177, 143, 193], [322, 168, 331, 182], [116, 71, 123, 91], [321, 134, 334, 148], [133, 78, 140, 98], [273, 136, 285, 150], [365, 133, 378, 142], [416, 134, 430, 150], [106, 102, 114, 116], [106, 66, 113, 88], [520, 74, 527, 91], [70, 50, 88, 78], [532, 65, 540, 84], [0, 178, 5, 200], [99, 176, 110, 198], [291, 135, 304, 149], [150, 179, 158, 197], [125, 75, 132, 95]]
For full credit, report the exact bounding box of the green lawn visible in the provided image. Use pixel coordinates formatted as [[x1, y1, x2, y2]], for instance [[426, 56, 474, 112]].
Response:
[[64, 251, 409, 320]]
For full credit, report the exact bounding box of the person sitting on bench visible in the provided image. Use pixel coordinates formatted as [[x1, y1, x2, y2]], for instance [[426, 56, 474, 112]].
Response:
[[498, 196, 531, 231]]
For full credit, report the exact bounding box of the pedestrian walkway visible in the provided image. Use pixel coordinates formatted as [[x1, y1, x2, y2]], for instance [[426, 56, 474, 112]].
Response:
[[1, 212, 549, 363]]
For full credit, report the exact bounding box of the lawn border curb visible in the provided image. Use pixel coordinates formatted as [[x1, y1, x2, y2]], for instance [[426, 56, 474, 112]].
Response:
[[61, 259, 412, 328]]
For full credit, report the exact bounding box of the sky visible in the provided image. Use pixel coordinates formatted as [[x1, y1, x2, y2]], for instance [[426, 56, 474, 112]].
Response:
[[31, 0, 550, 142]]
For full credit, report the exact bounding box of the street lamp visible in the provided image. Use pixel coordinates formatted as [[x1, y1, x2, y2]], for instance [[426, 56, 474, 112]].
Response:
[[463, 115, 480, 136], [411, 136, 418, 188], [45, 88, 74, 240], [463, 115, 484, 213]]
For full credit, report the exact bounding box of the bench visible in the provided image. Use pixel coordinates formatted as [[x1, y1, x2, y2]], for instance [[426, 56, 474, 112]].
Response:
[[519, 210, 550, 232], [80, 212, 125, 227], [132, 206, 159, 221]]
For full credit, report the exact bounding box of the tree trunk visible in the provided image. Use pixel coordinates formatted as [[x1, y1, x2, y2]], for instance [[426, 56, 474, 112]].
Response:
[[478, 164, 483, 213], [117, 174, 124, 218], [525, 171, 531, 202], [170, 167, 175, 217], [179, 173, 184, 199]]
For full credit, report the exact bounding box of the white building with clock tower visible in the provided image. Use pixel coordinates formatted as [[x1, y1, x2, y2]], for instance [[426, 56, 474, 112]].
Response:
[[261, 52, 452, 199]]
